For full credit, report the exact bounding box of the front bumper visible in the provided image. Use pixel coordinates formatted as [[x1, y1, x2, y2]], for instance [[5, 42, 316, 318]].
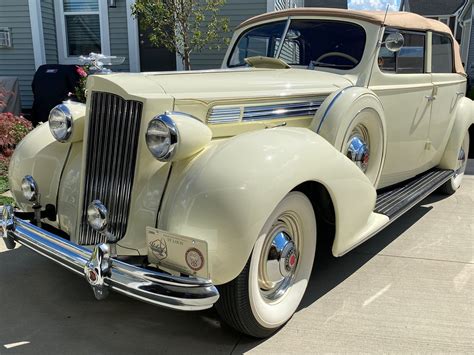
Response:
[[0, 206, 219, 311]]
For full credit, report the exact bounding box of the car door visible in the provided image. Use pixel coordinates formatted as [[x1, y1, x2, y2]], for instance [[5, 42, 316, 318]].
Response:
[[428, 32, 467, 165], [370, 29, 434, 188]]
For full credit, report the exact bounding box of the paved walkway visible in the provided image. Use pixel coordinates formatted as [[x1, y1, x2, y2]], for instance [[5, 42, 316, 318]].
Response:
[[0, 162, 472, 354]]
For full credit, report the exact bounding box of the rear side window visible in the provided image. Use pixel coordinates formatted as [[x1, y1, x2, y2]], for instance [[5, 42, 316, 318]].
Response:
[[432, 34, 454, 73], [378, 30, 425, 74]]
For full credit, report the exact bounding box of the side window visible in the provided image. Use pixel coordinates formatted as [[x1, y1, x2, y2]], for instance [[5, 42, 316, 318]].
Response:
[[432, 33, 454, 73], [378, 31, 425, 74]]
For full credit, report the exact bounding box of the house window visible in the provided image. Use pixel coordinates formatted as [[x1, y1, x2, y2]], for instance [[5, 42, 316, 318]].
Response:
[[64, 0, 101, 55], [461, 20, 471, 65], [55, 0, 110, 63]]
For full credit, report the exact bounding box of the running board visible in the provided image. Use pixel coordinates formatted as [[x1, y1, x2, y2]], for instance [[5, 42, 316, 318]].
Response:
[[335, 168, 454, 257], [375, 168, 454, 219]]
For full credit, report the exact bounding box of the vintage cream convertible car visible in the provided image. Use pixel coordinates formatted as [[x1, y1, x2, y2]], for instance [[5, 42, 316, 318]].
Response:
[[1, 8, 472, 337]]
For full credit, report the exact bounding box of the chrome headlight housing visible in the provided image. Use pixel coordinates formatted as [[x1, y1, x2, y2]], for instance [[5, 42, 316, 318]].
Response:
[[145, 114, 179, 162], [48, 104, 73, 142]]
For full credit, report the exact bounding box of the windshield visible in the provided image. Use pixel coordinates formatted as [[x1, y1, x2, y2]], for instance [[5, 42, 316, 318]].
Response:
[[228, 19, 366, 70]]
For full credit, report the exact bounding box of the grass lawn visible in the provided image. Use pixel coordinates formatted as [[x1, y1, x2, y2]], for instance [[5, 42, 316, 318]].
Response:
[[0, 196, 14, 205], [0, 175, 9, 194], [0, 175, 14, 206]]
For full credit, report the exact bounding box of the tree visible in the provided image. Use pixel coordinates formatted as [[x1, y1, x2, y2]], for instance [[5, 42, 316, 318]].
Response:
[[132, 0, 229, 70]]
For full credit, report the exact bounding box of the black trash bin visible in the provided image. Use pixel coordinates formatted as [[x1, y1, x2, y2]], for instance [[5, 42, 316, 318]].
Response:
[[31, 64, 80, 124]]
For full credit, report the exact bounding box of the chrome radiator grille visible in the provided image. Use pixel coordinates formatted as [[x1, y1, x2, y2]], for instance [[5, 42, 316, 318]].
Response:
[[79, 92, 143, 245]]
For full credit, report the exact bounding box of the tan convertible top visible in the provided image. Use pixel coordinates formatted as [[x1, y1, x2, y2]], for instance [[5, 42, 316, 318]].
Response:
[[238, 8, 465, 75]]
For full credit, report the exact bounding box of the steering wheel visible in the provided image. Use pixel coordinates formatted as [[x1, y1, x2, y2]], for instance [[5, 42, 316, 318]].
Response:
[[314, 52, 359, 67]]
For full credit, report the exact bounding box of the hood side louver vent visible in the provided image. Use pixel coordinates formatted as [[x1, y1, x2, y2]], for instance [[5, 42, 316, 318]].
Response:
[[207, 97, 326, 124]]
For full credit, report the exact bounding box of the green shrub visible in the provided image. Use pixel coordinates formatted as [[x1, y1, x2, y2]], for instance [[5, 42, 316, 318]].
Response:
[[0, 112, 33, 180]]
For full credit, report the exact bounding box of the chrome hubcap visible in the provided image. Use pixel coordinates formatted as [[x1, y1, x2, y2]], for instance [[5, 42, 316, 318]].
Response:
[[258, 213, 300, 301], [346, 125, 370, 173], [455, 147, 466, 177]]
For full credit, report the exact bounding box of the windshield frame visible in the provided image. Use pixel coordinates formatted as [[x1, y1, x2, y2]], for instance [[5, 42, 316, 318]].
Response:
[[226, 17, 368, 71]]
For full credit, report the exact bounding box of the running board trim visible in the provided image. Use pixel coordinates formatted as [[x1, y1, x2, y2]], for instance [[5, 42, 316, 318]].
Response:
[[375, 169, 454, 219], [335, 168, 454, 257]]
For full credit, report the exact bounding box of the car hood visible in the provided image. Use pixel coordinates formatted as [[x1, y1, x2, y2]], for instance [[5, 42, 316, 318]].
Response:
[[144, 68, 353, 102], [89, 68, 353, 104]]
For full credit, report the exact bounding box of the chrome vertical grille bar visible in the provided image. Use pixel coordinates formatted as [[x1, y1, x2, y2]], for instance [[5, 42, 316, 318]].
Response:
[[79, 92, 143, 245]]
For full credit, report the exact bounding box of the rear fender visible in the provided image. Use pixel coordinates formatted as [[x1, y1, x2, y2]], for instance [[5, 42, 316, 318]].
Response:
[[438, 97, 474, 169], [159, 127, 376, 285]]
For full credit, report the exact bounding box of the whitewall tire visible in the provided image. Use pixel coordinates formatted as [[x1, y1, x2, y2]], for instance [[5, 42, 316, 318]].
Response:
[[216, 191, 316, 338], [441, 130, 470, 195]]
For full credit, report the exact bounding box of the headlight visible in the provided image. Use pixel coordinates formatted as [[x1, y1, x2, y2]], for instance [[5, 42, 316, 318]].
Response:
[[49, 104, 73, 142], [145, 114, 179, 161], [21, 175, 39, 202]]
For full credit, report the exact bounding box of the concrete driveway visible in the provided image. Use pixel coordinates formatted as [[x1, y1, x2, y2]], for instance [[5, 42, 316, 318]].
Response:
[[1, 162, 473, 354]]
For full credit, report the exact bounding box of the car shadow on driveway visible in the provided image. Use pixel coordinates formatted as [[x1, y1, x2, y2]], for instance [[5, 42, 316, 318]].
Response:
[[0, 246, 241, 354]]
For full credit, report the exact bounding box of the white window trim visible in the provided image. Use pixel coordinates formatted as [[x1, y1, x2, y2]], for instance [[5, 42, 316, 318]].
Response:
[[126, 0, 140, 72], [28, 0, 46, 69], [54, 0, 110, 64], [461, 19, 471, 65], [267, 0, 276, 12]]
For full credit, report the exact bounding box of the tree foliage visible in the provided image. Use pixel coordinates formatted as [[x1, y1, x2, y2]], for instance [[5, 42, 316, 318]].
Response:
[[132, 0, 229, 70]]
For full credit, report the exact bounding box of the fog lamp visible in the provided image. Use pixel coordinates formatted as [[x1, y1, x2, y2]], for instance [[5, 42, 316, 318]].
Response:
[[87, 200, 108, 232], [21, 175, 39, 202]]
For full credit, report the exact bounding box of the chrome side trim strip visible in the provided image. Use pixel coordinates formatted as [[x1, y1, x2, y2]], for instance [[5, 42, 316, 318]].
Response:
[[6, 217, 219, 311], [207, 98, 326, 124], [207, 107, 241, 124], [243, 101, 322, 121]]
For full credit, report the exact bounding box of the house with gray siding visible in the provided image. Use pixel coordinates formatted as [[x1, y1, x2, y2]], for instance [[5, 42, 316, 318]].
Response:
[[0, 0, 347, 110], [459, 0, 474, 79], [399, 0, 467, 42]]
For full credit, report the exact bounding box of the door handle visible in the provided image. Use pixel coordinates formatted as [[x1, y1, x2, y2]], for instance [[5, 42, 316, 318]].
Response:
[[425, 95, 436, 101]]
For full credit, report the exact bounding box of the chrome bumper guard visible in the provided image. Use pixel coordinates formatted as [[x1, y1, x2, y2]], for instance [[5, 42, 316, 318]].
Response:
[[0, 206, 219, 311]]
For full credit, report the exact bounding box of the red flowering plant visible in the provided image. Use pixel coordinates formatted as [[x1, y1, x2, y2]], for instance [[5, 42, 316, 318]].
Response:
[[0, 112, 33, 176], [72, 64, 90, 103]]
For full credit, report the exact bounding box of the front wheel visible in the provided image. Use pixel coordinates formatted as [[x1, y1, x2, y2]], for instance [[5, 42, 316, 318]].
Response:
[[216, 192, 316, 338], [440, 130, 470, 195]]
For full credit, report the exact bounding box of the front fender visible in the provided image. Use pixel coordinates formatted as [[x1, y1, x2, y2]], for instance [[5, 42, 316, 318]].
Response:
[[311, 87, 387, 149], [159, 127, 376, 285], [9, 124, 70, 213], [9, 101, 86, 215]]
